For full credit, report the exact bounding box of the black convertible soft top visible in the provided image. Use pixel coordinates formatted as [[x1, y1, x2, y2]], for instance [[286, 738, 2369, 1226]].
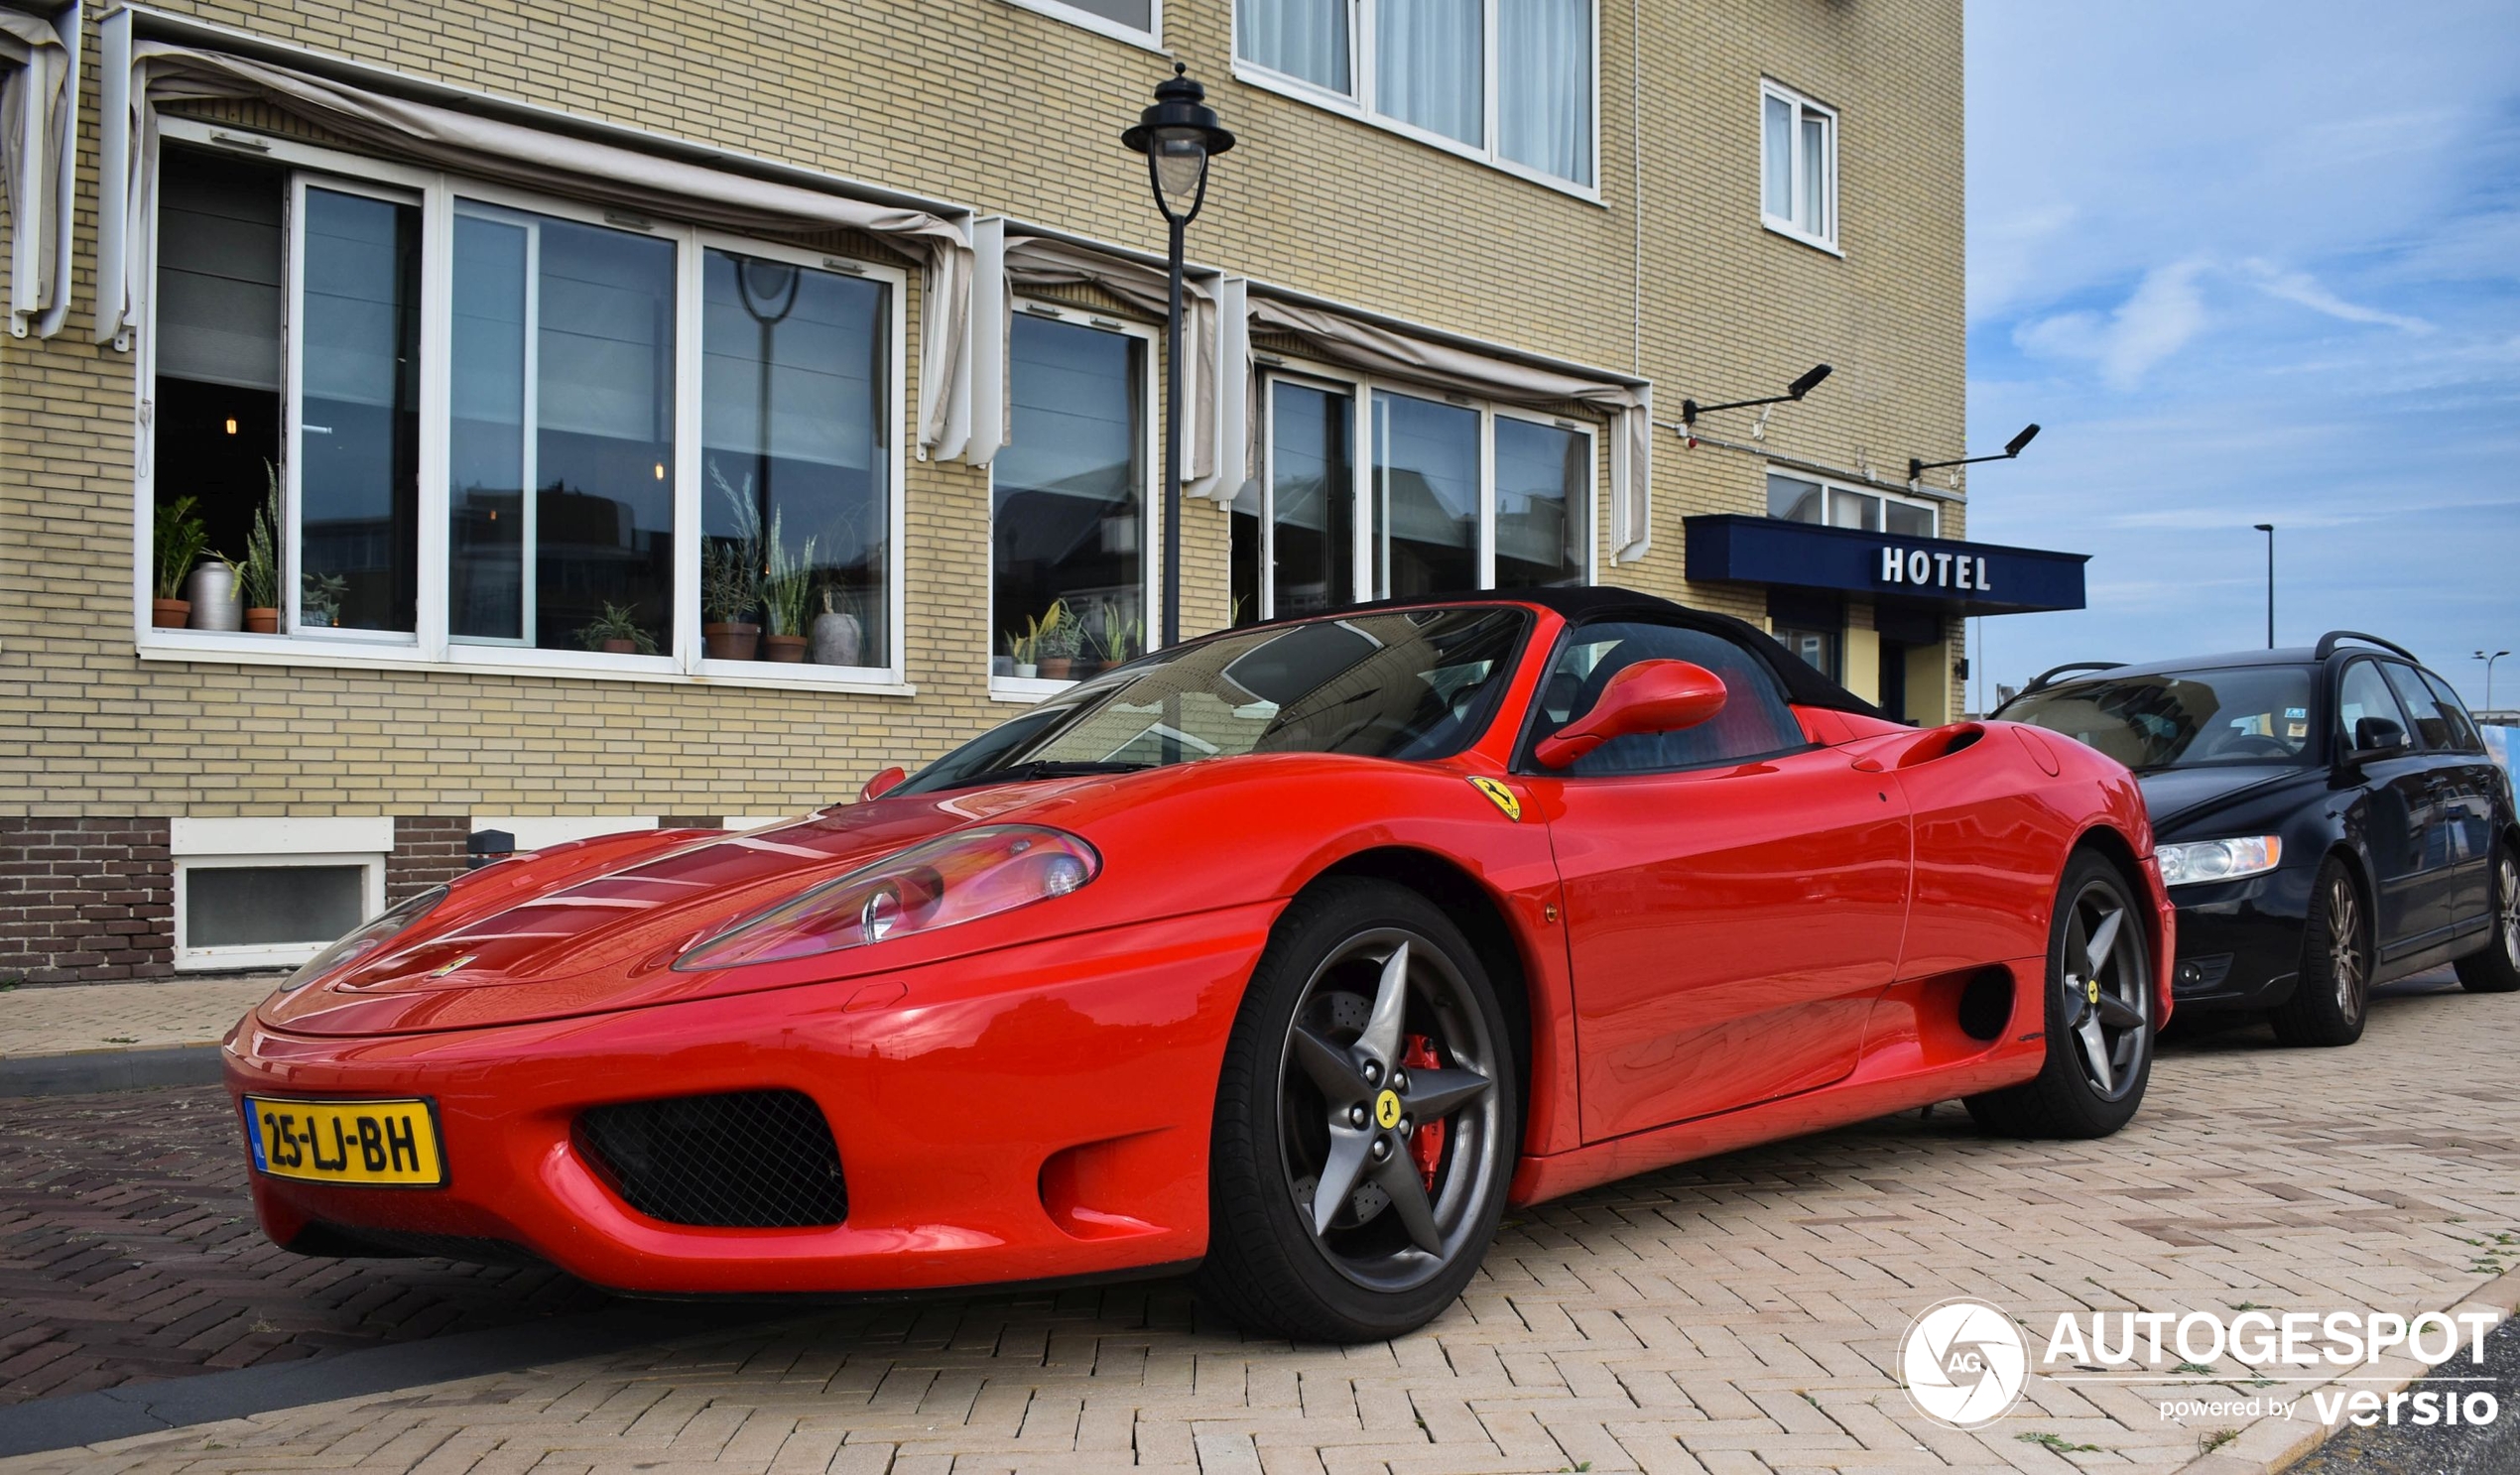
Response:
[[1282, 585, 1887, 720]]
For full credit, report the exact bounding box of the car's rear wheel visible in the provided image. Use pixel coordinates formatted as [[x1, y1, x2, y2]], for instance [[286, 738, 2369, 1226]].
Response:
[[2454, 843, 2520, 994], [1196, 879, 1517, 1342], [1965, 851, 2154, 1139], [2269, 858, 2370, 1045]]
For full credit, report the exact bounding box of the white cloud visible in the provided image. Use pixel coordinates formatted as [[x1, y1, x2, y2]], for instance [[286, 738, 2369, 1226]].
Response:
[[2238, 259, 2434, 333], [2013, 259, 2211, 390]]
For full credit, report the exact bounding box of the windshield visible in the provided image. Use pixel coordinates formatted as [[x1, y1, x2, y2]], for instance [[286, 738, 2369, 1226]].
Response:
[[2002, 665, 2319, 771], [895, 606, 1531, 795]]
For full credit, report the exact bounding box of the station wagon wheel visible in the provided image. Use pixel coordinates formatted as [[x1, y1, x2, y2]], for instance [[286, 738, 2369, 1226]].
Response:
[[1965, 851, 2155, 1139], [2455, 844, 2520, 994], [2271, 857, 2374, 1045], [2059, 878, 2150, 1101], [1196, 880, 1519, 1342]]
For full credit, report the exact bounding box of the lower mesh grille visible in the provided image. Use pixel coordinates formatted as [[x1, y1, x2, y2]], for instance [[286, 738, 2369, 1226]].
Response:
[[574, 1090, 847, 1228]]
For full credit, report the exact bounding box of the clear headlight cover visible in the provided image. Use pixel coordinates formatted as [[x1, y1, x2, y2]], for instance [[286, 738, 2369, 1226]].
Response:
[[2156, 835, 2283, 888], [675, 825, 1100, 971], [276, 884, 449, 992]]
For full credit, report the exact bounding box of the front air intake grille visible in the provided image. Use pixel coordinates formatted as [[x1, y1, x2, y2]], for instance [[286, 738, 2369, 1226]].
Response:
[[574, 1090, 847, 1228]]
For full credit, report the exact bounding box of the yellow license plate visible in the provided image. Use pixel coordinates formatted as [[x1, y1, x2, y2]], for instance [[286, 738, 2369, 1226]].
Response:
[[243, 1096, 446, 1187]]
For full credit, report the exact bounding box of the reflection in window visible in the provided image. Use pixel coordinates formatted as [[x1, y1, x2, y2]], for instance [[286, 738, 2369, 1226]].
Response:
[[298, 188, 422, 633], [993, 315, 1145, 678], [1767, 473, 1824, 524], [699, 251, 891, 668], [1885, 499, 1935, 538], [1374, 391, 1478, 597], [448, 203, 677, 653], [1269, 381, 1355, 617], [1493, 417, 1585, 587], [1828, 488, 1881, 532]]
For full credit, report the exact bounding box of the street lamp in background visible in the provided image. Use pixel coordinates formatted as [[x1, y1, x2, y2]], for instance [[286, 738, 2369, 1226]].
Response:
[[1123, 63, 1234, 649], [2253, 524, 2275, 649], [2480, 650, 2511, 711]]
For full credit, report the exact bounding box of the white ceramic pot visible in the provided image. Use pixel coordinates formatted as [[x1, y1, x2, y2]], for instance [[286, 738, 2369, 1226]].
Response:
[[186, 562, 243, 631]]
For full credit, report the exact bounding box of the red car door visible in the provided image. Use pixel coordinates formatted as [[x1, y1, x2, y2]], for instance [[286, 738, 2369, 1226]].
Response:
[[1516, 619, 1913, 1143]]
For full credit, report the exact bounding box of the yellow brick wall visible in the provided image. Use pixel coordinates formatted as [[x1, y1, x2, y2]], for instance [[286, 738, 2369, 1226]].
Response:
[[0, 0, 1964, 818]]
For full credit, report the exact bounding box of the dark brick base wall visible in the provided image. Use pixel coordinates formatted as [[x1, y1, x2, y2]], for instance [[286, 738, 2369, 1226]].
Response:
[[0, 818, 175, 986], [388, 817, 470, 906]]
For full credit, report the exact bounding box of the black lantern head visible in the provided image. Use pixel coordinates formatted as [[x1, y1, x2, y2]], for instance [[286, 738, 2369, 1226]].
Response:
[[1122, 64, 1236, 224]]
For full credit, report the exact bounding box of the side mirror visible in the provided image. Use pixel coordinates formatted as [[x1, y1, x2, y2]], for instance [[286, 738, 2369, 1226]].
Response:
[[2348, 717, 2410, 765], [1533, 659, 1729, 770], [859, 766, 907, 801]]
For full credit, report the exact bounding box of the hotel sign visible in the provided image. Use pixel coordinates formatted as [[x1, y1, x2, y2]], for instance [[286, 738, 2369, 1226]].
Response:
[[1680, 515, 2087, 616], [1880, 547, 1993, 592]]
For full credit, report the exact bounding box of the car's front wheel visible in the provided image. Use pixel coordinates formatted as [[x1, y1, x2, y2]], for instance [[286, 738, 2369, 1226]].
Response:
[[1195, 880, 1518, 1342], [2269, 858, 2371, 1045], [1965, 850, 2155, 1139], [2454, 843, 2520, 994]]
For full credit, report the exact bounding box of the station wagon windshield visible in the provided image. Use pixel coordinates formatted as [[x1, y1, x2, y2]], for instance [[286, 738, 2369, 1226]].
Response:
[[895, 607, 1529, 795], [2003, 666, 2320, 772]]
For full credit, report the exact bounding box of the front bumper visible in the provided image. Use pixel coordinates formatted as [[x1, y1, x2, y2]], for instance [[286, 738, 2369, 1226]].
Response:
[[2162, 863, 2314, 1013], [223, 904, 1278, 1294]]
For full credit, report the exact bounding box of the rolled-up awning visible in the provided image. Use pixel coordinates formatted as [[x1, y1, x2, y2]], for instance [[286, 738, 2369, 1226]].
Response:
[[0, 3, 75, 338], [93, 19, 974, 453]]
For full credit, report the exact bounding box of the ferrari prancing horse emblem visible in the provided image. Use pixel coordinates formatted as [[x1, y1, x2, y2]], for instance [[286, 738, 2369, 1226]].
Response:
[[1374, 1089, 1404, 1129], [1467, 776, 1521, 821], [2085, 978, 2100, 1005]]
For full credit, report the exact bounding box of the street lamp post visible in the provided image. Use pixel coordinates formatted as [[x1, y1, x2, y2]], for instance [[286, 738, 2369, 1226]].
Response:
[[2253, 523, 2275, 649], [2480, 650, 2511, 711], [1122, 64, 1234, 651]]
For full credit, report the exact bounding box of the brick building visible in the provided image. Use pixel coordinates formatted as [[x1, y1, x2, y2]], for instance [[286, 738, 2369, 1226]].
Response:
[[0, 0, 2084, 983]]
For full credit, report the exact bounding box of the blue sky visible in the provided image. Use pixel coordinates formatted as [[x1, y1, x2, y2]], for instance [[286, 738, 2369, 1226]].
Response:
[[1961, 0, 2520, 711]]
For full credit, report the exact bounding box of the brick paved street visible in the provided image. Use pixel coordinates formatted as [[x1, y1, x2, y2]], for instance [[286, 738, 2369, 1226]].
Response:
[[3, 970, 2516, 1474]]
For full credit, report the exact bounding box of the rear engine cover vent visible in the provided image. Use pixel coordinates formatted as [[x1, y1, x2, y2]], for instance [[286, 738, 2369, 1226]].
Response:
[[574, 1089, 847, 1228]]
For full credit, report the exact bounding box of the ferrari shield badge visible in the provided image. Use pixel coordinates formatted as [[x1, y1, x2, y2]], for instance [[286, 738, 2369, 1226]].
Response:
[[1467, 776, 1521, 821]]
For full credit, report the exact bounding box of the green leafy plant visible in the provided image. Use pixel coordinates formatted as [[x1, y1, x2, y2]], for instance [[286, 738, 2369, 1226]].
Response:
[[1004, 602, 1059, 666], [760, 509, 819, 638], [153, 495, 210, 600], [2199, 1428, 2239, 1455], [1034, 598, 1082, 661], [237, 463, 282, 610], [301, 571, 347, 628], [579, 601, 658, 654], [702, 460, 765, 623], [1088, 598, 1145, 665], [2015, 1431, 2101, 1454]]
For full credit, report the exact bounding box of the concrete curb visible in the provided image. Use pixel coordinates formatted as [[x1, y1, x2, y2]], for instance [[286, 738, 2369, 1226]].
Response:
[[0, 1045, 226, 1097], [2171, 1264, 2520, 1475]]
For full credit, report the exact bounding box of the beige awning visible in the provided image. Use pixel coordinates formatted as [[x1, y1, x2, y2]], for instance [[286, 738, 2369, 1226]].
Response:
[[0, 8, 71, 337]]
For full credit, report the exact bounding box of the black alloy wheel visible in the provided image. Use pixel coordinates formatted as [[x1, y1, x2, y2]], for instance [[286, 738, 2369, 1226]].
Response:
[[1966, 850, 2155, 1138], [1197, 880, 1517, 1342], [2270, 858, 2371, 1045]]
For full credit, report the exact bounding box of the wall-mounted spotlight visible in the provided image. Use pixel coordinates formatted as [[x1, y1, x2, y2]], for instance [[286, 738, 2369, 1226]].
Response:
[[1680, 363, 1832, 427], [1909, 423, 2039, 484]]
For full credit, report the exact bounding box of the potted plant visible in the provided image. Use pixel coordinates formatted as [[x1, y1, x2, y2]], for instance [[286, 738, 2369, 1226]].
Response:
[[151, 496, 208, 628], [1035, 599, 1082, 680], [1002, 612, 1041, 678], [1088, 597, 1144, 672], [759, 509, 819, 663], [579, 601, 657, 655], [702, 461, 763, 660], [237, 467, 282, 633], [301, 571, 346, 629], [809, 586, 864, 668]]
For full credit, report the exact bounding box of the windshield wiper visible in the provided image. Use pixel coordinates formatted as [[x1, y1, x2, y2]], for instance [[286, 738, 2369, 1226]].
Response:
[[933, 759, 1153, 792]]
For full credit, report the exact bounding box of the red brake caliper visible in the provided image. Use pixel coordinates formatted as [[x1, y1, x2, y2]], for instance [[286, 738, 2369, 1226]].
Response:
[[1403, 1034, 1446, 1192]]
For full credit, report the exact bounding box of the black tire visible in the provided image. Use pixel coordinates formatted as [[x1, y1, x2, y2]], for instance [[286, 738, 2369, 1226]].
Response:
[[1194, 879, 1519, 1342], [2455, 843, 2520, 994], [2269, 858, 2371, 1045], [1965, 850, 2155, 1139]]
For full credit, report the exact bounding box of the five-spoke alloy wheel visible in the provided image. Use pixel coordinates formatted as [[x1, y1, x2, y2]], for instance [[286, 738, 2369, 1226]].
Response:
[[1966, 850, 2156, 1138], [2271, 857, 2372, 1045]]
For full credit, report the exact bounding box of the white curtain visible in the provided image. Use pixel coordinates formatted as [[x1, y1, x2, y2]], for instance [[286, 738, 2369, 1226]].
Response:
[[991, 232, 1222, 485], [1497, 0, 1591, 184], [0, 11, 70, 336], [1376, 0, 1481, 147], [1240, 0, 1350, 94]]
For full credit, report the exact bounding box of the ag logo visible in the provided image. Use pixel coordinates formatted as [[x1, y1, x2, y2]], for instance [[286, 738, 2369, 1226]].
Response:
[[1466, 776, 1521, 821], [1374, 1089, 1403, 1129], [1900, 1297, 2027, 1429]]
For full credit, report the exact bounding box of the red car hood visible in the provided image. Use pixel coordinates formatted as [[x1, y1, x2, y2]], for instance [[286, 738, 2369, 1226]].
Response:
[[257, 778, 1105, 1038]]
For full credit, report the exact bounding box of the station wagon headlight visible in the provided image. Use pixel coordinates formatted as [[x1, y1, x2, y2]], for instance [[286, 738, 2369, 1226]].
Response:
[[277, 885, 449, 993], [675, 825, 1100, 970], [2156, 836, 2283, 888]]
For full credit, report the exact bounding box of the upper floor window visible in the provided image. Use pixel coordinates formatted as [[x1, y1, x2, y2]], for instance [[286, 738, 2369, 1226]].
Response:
[[1237, 0, 1596, 189], [1768, 473, 1932, 538], [1760, 79, 1836, 249], [1007, 0, 1159, 47]]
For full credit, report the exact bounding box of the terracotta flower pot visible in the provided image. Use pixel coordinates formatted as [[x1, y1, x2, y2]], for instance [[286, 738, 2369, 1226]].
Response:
[[1038, 657, 1073, 679], [761, 634, 808, 664], [152, 598, 190, 629], [703, 621, 760, 661], [600, 638, 637, 655], [245, 608, 281, 634]]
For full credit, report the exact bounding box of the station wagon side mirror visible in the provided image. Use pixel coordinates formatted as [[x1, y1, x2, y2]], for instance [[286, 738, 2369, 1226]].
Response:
[[2347, 716, 2411, 765], [859, 766, 907, 801], [1533, 659, 1729, 770]]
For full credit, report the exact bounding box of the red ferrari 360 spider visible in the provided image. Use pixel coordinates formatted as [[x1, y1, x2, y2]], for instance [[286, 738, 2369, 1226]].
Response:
[[226, 589, 2172, 1340]]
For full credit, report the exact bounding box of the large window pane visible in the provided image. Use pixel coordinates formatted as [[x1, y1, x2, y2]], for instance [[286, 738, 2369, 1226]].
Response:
[[298, 187, 421, 633], [1498, 0, 1592, 184], [1884, 499, 1935, 538], [1241, 0, 1350, 93], [1827, 488, 1881, 531], [994, 315, 1145, 677], [1493, 418, 1584, 588], [1767, 473, 1824, 523], [1271, 382, 1355, 616], [152, 150, 283, 594], [1378, 0, 1482, 146], [701, 251, 892, 669], [1373, 392, 1478, 597], [1762, 93, 1795, 218], [448, 202, 676, 653]]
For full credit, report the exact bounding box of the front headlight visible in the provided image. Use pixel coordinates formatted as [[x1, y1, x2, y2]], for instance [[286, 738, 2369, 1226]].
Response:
[[2156, 836, 2283, 888], [675, 824, 1099, 971], [276, 884, 449, 993]]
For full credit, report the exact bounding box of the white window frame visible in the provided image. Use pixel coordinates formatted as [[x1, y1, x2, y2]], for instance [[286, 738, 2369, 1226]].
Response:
[[1768, 469, 1936, 537], [1759, 78, 1839, 254], [134, 118, 915, 697], [1002, 0, 1164, 52], [169, 817, 391, 972], [989, 300, 1160, 703], [1231, 0, 1603, 199], [1241, 363, 1599, 623]]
